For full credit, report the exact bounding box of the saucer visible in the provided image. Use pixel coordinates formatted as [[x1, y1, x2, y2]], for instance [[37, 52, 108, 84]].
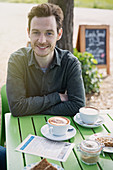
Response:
[[41, 124, 76, 141], [73, 113, 104, 128]]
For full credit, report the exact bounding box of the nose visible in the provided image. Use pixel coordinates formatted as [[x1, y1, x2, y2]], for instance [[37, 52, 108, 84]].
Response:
[[38, 34, 46, 44]]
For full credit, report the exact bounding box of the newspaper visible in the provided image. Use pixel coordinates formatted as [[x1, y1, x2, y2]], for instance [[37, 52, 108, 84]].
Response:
[[15, 134, 75, 162]]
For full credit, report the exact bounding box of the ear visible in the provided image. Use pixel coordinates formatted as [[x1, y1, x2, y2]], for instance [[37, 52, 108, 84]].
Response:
[[57, 28, 63, 40], [27, 27, 30, 38]]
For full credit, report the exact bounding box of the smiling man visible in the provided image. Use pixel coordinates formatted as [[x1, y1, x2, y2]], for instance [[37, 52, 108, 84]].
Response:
[[6, 3, 85, 117]]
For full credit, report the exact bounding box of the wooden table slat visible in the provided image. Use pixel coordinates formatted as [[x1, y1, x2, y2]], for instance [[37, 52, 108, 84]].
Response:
[[5, 113, 24, 170], [33, 115, 47, 136], [19, 116, 41, 165]]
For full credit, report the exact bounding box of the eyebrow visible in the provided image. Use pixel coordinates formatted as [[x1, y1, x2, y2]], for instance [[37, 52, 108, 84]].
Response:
[[31, 29, 39, 32], [31, 29, 54, 32], [46, 30, 54, 32]]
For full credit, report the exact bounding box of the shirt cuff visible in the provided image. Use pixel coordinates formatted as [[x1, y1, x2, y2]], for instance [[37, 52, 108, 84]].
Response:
[[47, 92, 61, 106]]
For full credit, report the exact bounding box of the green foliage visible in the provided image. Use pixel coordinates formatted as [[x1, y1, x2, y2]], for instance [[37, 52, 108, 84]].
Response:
[[74, 0, 113, 10], [1, 0, 113, 9], [74, 48, 102, 94], [5, 0, 47, 3]]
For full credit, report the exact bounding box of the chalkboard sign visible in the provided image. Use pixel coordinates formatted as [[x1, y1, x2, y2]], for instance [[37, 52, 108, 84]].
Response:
[[76, 25, 110, 74], [85, 29, 106, 65]]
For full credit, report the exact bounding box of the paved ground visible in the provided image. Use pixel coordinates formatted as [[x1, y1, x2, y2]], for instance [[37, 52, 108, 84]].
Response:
[[0, 2, 113, 122]]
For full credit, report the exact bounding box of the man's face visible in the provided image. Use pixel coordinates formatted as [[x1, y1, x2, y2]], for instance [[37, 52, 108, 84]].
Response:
[[28, 16, 62, 58]]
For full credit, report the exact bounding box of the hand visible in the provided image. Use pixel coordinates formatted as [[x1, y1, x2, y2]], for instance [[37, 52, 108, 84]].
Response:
[[59, 93, 68, 102]]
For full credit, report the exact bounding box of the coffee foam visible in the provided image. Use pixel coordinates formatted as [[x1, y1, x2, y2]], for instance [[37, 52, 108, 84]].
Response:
[[48, 117, 69, 126], [80, 108, 98, 115]]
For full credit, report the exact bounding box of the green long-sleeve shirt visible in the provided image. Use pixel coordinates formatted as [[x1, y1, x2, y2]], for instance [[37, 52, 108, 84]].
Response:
[[6, 46, 85, 117]]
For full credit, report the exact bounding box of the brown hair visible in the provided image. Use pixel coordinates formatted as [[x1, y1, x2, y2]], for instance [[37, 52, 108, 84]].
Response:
[[28, 3, 64, 32]]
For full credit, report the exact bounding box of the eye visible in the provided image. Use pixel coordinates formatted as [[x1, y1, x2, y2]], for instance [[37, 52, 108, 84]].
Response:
[[46, 32, 53, 36], [32, 31, 40, 35], [35, 32, 39, 34]]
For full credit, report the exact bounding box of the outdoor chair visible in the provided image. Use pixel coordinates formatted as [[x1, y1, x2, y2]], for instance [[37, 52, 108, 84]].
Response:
[[0, 84, 10, 146]]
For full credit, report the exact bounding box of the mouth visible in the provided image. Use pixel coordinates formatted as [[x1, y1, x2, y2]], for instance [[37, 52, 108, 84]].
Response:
[[37, 45, 49, 50]]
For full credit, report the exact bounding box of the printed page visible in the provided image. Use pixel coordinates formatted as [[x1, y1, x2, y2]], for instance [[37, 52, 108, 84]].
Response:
[[15, 134, 75, 162]]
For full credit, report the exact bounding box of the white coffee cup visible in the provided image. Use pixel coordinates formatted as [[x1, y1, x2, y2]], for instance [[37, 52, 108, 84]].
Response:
[[79, 107, 99, 124], [47, 116, 70, 136]]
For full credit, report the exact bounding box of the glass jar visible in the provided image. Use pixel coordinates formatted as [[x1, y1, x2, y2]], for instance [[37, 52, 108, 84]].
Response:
[[78, 139, 103, 165]]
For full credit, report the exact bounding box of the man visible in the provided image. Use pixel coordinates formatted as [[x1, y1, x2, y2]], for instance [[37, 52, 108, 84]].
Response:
[[0, 146, 6, 170], [6, 3, 85, 117]]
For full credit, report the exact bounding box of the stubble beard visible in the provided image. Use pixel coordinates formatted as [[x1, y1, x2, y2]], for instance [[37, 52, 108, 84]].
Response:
[[33, 43, 55, 58]]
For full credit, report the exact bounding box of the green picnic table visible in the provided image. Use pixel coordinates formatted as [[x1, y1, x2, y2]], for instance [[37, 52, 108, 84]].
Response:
[[5, 110, 113, 170]]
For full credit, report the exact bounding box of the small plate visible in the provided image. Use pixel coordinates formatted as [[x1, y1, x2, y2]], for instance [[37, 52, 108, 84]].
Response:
[[89, 133, 113, 153], [24, 162, 64, 170], [41, 124, 76, 141], [73, 113, 104, 128]]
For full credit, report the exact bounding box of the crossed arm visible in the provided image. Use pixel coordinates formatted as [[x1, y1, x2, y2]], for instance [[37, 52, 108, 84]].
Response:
[[6, 58, 85, 117]]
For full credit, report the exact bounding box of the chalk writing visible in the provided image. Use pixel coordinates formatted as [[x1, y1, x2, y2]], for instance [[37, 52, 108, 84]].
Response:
[[85, 29, 106, 64]]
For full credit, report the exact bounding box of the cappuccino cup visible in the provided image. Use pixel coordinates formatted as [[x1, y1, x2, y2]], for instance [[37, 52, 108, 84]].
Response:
[[79, 107, 99, 124], [47, 116, 70, 136]]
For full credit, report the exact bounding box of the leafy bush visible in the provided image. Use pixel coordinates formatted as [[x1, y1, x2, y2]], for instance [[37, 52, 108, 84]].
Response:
[[74, 48, 102, 94]]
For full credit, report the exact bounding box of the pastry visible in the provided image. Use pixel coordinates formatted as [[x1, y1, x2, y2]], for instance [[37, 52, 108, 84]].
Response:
[[96, 136, 113, 147], [30, 158, 57, 170]]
